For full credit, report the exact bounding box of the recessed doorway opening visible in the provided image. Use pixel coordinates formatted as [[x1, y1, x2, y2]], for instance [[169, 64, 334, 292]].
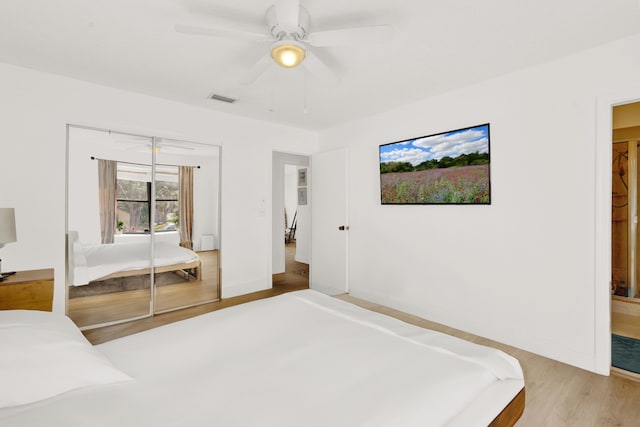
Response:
[[272, 152, 309, 291]]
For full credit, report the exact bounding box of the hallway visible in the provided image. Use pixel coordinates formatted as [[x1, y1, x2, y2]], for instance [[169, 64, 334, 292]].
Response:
[[272, 241, 309, 288]]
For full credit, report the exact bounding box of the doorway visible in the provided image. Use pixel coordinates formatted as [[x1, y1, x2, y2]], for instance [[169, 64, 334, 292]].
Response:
[[272, 152, 309, 290], [610, 101, 640, 374]]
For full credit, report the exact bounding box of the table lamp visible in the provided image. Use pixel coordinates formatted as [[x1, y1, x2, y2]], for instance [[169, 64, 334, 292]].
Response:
[[0, 208, 17, 280]]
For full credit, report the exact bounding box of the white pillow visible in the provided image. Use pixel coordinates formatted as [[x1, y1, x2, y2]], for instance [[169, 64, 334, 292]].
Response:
[[0, 310, 131, 408]]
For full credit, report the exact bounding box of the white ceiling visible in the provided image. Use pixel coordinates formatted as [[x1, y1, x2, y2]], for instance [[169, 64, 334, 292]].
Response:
[[1, 0, 640, 131]]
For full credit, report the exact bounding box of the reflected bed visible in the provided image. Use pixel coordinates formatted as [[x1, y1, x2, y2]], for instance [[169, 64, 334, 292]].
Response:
[[68, 231, 200, 287]]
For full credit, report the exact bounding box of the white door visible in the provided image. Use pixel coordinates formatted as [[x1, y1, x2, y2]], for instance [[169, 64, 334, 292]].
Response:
[[311, 147, 348, 295]]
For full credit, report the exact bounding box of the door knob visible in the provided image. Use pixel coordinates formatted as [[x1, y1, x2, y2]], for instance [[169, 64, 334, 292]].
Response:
[[338, 225, 349, 231]]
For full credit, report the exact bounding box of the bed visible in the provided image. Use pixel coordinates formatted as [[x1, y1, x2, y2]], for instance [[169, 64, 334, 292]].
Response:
[[0, 290, 525, 426], [68, 231, 201, 286]]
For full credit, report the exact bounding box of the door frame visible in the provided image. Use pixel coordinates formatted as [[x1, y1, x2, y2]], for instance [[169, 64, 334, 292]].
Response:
[[595, 91, 640, 374]]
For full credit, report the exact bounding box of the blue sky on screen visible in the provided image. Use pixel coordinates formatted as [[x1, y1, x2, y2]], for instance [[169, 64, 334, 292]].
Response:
[[379, 124, 489, 166]]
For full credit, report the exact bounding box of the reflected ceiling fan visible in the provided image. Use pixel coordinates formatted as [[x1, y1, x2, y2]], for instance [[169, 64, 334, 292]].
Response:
[[175, 0, 393, 84], [115, 137, 196, 154]]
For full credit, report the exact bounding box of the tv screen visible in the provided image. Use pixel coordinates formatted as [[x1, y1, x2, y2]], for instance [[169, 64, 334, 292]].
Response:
[[379, 123, 490, 205]]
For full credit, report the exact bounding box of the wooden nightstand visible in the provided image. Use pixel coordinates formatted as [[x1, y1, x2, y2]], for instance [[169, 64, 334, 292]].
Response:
[[0, 269, 54, 311]]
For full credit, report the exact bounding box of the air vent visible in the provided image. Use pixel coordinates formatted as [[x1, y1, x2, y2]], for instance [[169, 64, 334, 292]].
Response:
[[208, 93, 236, 104]]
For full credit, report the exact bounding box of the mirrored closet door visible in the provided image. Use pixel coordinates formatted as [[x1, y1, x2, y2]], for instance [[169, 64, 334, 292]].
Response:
[[153, 138, 220, 314], [66, 126, 221, 329]]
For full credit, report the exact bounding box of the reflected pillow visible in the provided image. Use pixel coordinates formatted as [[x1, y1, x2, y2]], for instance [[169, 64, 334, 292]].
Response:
[[0, 310, 131, 408]]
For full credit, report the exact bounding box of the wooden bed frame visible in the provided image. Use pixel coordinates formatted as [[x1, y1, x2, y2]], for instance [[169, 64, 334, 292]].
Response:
[[489, 387, 526, 427], [92, 259, 201, 282]]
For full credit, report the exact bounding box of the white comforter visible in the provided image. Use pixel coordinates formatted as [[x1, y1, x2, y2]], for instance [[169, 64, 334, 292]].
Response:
[[71, 241, 199, 286], [0, 290, 524, 426]]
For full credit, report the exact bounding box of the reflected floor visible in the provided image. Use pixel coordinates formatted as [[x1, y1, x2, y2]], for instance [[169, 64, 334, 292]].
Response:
[[68, 250, 219, 328]]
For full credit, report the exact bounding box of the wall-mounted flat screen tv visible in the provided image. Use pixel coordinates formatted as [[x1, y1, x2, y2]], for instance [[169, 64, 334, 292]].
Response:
[[379, 123, 490, 205]]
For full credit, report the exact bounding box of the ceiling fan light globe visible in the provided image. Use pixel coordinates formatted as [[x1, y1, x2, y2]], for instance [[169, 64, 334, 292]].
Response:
[[271, 44, 306, 68], [281, 51, 298, 67]]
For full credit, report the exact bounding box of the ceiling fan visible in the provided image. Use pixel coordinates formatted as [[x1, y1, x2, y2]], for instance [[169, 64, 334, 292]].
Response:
[[115, 137, 196, 154], [175, 0, 393, 84]]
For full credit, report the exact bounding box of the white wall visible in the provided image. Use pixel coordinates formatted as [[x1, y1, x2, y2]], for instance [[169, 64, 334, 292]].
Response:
[[316, 33, 640, 374], [67, 131, 106, 244], [192, 154, 220, 250], [0, 62, 318, 310]]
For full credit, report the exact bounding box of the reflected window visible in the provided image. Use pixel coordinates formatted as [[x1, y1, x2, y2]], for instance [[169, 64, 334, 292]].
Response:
[[116, 164, 179, 234], [155, 180, 179, 232]]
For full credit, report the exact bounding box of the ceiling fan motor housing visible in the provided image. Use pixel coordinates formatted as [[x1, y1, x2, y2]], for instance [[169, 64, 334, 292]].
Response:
[[266, 5, 310, 41]]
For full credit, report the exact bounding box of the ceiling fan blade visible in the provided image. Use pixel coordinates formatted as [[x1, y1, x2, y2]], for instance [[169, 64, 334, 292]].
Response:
[[239, 53, 274, 85], [302, 51, 338, 84], [174, 24, 269, 42], [161, 144, 195, 150], [114, 139, 149, 145], [274, 0, 300, 33], [308, 25, 393, 47]]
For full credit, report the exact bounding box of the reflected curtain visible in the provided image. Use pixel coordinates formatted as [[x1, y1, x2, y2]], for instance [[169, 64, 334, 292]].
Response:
[[179, 166, 194, 249], [98, 159, 117, 244]]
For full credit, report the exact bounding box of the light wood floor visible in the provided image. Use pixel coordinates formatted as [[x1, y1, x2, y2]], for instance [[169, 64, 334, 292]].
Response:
[[272, 241, 309, 288], [69, 250, 219, 328]]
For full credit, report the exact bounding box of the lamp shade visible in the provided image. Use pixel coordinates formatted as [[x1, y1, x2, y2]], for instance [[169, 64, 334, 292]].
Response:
[[0, 208, 17, 246]]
